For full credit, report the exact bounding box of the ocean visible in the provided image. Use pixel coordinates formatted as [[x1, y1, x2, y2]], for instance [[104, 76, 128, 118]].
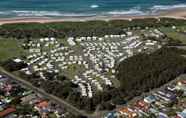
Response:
[[0, 0, 186, 18]]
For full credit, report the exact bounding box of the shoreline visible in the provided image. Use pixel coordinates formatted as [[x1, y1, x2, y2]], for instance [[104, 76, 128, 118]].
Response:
[[0, 8, 186, 24]]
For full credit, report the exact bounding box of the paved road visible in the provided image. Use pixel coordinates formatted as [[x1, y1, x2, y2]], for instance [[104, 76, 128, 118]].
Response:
[[0, 67, 99, 118], [113, 73, 186, 116]]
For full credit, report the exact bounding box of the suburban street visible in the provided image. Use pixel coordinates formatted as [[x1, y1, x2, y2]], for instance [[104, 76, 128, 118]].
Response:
[[0, 66, 100, 118]]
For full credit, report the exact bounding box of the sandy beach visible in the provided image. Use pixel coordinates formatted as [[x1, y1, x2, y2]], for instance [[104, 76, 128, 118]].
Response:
[[0, 8, 186, 25]]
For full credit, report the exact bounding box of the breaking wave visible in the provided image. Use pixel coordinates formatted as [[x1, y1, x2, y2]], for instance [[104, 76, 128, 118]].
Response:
[[12, 10, 62, 17], [90, 4, 99, 8], [151, 4, 186, 11], [0, 9, 146, 17], [0, 3, 186, 18], [107, 8, 146, 16], [0, 10, 97, 17]]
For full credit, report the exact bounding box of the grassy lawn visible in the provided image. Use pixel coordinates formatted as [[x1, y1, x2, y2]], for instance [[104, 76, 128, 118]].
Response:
[[177, 26, 186, 32], [0, 38, 25, 61], [59, 38, 69, 46], [48, 113, 57, 118], [159, 27, 186, 44], [63, 64, 85, 79]]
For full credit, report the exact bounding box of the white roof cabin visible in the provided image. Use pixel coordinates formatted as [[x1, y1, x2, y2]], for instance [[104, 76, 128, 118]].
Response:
[[25, 70, 32, 75], [40, 38, 44, 42], [128, 18, 132, 21], [76, 38, 82, 42], [92, 36, 97, 40], [104, 35, 109, 38], [44, 38, 49, 41], [67, 37, 76, 46], [98, 37, 103, 41], [172, 26, 176, 29], [126, 31, 133, 36], [37, 43, 40, 47], [13, 58, 22, 63], [87, 37, 91, 40], [121, 34, 126, 38], [50, 37, 55, 41]]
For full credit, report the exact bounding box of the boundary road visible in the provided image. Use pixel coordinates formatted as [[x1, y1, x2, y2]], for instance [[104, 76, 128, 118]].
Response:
[[0, 67, 99, 118]]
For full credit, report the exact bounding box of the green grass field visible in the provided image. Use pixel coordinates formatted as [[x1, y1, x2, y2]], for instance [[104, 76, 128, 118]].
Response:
[[0, 38, 25, 61], [159, 27, 186, 44], [62, 64, 86, 79]]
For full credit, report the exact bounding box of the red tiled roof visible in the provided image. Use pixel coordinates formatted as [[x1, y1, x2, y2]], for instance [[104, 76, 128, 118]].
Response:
[[180, 80, 186, 85], [36, 101, 49, 108], [0, 107, 16, 117], [135, 100, 150, 112], [119, 107, 137, 118]]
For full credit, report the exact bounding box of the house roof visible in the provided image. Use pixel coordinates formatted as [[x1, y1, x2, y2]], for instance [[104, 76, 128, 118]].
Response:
[[159, 112, 168, 118], [36, 101, 49, 108], [119, 107, 137, 118], [144, 95, 156, 103], [156, 90, 177, 101], [135, 100, 150, 111], [13, 58, 22, 63], [179, 80, 186, 85], [136, 100, 148, 107], [105, 111, 117, 118], [177, 109, 186, 118], [0, 107, 16, 117]]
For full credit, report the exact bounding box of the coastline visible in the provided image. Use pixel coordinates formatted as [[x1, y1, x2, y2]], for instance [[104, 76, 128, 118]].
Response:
[[0, 8, 186, 25]]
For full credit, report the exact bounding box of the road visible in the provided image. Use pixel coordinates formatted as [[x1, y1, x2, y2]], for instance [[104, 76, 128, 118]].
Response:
[[0, 67, 99, 118], [113, 73, 186, 115]]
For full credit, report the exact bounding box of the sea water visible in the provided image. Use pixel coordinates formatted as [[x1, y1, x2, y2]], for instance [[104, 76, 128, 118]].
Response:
[[0, 0, 185, 17]]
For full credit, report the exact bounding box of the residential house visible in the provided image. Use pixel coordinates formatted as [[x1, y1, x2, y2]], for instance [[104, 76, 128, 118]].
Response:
[[135, 100, 150, 112], [176, 80, 186, 95], [144, 95, 156, 104], [104, 111, 118, 118], [118, 107, 138, 118], [154, 90, 177, 103], [0, 107, 16, 117], [176, 109, 186, 118], [158, 112, 169, 118]]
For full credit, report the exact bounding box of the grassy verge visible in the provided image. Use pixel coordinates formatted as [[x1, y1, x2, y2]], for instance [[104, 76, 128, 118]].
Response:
[[0, 38, 25, 61]]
